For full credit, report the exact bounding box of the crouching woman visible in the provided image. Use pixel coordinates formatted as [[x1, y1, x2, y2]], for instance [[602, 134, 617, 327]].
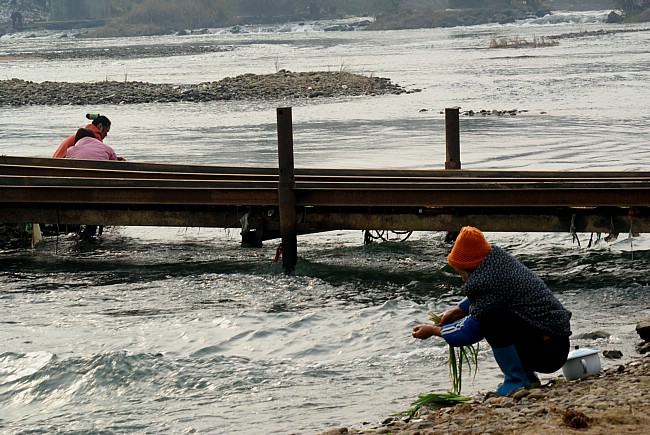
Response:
[[412, 226, 572, 396], [65, 128, 125, 240], [65, 128, 124, 161]]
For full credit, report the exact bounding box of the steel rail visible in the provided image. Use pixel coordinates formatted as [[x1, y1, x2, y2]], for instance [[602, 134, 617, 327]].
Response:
[[2, 176, 650, 191], [0, 175, 278, 189], [0, 186, 279, 205], [1, 185, 648, 208], [2, 167, 650, 184], [294, 188, 650, 208], [3, 157, 650, 182], [5, 168, 650, 188]]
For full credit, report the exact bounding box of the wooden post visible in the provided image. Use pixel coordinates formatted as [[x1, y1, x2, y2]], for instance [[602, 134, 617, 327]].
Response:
[[444, 107, 461, 242], [277, 107, 298, 275], [445, 107, 461, 170]]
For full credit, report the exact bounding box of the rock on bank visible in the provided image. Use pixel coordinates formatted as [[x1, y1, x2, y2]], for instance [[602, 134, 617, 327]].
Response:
[[0, 70, 411, 106]]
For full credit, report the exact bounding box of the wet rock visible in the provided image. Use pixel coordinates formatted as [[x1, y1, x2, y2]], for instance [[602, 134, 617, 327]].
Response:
[[1, 43, 234, 60], [638, 341, 650, 354], [636, 318, 650, 341], [575, 330, 611, 340], [320, 428, 348, 435], [603, 350, 623, 359], [511, 389, 530, 400], [439, 108, 530, 116], [606, 11, 624, 24]]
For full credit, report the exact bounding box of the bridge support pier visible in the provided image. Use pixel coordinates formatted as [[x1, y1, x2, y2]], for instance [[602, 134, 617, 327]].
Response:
[[277, 107, 298, 275], [445, 107, 461, 170], [445, 106, 461, 242]]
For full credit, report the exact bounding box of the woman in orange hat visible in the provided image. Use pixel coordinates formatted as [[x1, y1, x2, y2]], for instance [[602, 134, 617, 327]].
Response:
[[411, 226, 572, 396]]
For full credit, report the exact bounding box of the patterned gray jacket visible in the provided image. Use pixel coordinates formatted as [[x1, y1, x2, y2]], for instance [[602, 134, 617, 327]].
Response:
[[462, 246, 572, 337]]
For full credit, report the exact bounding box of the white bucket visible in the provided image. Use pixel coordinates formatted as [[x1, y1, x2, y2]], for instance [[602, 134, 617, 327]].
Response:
[[562, 348, 601, 380]]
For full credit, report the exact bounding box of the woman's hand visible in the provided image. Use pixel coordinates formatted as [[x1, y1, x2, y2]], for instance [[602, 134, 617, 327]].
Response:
[[439, 306, 466, 325], [411, 324, 441, 340]]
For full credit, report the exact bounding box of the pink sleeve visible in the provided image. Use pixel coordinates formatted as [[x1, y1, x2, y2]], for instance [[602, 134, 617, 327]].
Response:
[[107, 145, 118, 160]]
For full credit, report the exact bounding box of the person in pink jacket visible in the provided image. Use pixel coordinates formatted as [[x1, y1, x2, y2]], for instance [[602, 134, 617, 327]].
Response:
[[53, 114, 111, 158], [65, 128, 125, 161], [65, 128, 124, 240]]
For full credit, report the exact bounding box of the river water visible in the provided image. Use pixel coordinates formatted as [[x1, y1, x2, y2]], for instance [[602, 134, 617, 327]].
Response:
[[1, 11, 650, 434]]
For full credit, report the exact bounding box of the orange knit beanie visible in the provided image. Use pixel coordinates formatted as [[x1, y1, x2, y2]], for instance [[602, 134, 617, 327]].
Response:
[[447, 226, 492, 270]]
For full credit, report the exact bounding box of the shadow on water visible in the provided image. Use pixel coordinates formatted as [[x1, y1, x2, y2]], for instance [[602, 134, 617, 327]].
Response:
[[2, 231, 649, 308], [517, 248, 650, 290], [295, 238, 466, 303], [0, 255, 274, 288]]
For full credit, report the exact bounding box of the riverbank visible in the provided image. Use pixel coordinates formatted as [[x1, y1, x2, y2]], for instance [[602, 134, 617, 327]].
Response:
[[320, 354, 650, 434]]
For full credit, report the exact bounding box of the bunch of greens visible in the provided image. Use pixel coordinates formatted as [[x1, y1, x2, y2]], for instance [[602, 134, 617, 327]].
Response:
[[394, 311, 479, 418], [429, 311, 480, 395], [392, 392, 470, 418]]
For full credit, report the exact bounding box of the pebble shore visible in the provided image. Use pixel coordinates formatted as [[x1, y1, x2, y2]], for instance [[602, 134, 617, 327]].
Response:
[[1, 43, 234, 60], [319, 355, 650, 435], [1, 44, 411, 106], [0, 70, 411, 106]]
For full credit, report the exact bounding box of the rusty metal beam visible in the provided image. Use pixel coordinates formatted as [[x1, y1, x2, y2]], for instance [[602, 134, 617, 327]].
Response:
[[3, 156, 650, 182], [300, 212, 650, 233], [0, 165, 278, 182], [0, 175, 277, 189], [0, 155, 278, 176], [5, 172, 650, 189], [3, 204, 648, 234], [0, 187, 278, 205], [0, 207, 259, 228], [294, 188, 650, 208], [1, 185, 648, 208]]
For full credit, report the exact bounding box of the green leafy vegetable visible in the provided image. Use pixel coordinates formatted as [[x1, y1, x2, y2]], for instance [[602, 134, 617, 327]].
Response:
[[392, 392, 471, 418], [428, 310, 480, 395], [395, 310, 480, 418], [448, 342, 480, 394], [428, 311, 441, 324]]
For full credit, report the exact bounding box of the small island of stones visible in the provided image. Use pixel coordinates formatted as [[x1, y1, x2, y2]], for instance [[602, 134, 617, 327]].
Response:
[[0, 70, 413, 106]]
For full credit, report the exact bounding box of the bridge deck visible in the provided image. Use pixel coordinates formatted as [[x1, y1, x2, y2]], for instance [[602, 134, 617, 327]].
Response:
[[1, 155, 649, 236]]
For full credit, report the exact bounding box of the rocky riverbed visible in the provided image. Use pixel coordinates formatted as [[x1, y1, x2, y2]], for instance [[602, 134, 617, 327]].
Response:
[[0, 43, 235, 60], [0, 70, 411, 106], [320, 354, 650, 435]]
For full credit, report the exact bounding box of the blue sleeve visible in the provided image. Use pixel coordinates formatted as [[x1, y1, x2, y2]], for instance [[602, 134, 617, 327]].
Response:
[[458, 297, 470, 315], [440, 316, 483, 347]]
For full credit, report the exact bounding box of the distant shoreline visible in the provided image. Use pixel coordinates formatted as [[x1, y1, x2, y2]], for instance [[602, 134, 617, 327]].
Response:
[[3, 5, 649, 38]]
